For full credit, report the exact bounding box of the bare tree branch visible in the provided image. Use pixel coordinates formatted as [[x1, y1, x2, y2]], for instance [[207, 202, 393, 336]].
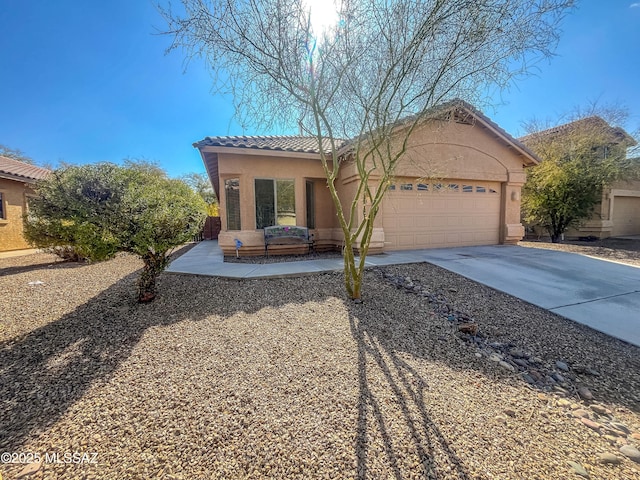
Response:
[[160, 0, 575, 298]]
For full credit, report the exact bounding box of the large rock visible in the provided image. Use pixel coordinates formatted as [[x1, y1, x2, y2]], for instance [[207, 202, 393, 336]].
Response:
[[619, 445, 640, 463], [596, 452, 621, 464]]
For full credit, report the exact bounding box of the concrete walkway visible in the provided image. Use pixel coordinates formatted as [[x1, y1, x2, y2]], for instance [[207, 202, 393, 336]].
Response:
[[0, 248, 41, 259], [167, 241, 640, 347], [166, 240, 426, 278]]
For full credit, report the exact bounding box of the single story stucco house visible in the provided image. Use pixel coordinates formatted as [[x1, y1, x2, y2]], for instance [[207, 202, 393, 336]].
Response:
[[0, 156, 50, 252], [194, 101, 539, 256]]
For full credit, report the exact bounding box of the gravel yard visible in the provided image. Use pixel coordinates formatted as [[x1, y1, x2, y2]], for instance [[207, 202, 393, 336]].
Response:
[[1, 247, 640, 479]]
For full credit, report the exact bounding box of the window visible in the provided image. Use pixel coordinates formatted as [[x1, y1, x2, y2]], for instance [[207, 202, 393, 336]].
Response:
[[400, 183, 413, 191], [0, 192, 5, 220], [476, 186, 486, 193], [433, 183, 443, 191], [388, 184, 396, 191], [448, 183, 459, 192], [489, 188, 498, 194], [462, 185, 473, 193], [306, 180, 315, 229], [417, 183, 429, 191], [255, 179, 296, 229], [225, 178, 241, 230]]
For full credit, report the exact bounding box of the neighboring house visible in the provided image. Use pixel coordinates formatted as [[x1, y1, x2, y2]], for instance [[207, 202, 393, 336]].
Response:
[[194, 101, 539, 256], [520, 117, 639, 239], [0, 156, 50, 252]]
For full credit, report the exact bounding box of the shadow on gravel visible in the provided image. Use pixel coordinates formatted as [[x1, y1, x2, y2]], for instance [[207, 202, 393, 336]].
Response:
[[0, 270, 147, 451], [2, 252, 639, 477], [0, 259, 82, 277], [0, 261, 343, 454], [0, 243, 202, 452], [349, 313, 472, 479]]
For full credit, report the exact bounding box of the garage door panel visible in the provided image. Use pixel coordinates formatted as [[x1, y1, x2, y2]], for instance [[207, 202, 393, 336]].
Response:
[[446, 233, 461, 244], [446, 216, 459, 226], [398, 217, 415, 228], [430, 216, 448, 228], [432, 198, 447, 210], [415, 216, 429, 228], [428, 233, 446, 245], [383, 179, 501, 249], [475, 230, 497, 242], [397, 234, 415, 247], [612, 197, 640, 236], [462, 199, 477, 209]]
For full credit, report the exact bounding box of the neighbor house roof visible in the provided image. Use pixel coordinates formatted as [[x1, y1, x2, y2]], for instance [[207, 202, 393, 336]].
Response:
[[193, 135, 347, 154], [519, 116, 637, 147], [0, 156, 50, 182]]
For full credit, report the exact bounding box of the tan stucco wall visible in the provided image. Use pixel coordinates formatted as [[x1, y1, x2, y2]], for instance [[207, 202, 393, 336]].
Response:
[[0, 178, 34, 252], [216, 153, 339, 255]]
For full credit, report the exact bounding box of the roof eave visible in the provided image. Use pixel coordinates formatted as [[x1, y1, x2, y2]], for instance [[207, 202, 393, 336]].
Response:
[[0, 172, 40, 183], [194, 144, 323, 160]]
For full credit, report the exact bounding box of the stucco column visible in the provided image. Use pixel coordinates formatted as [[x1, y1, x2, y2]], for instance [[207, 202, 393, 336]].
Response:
[[502, 171, 526, 244]]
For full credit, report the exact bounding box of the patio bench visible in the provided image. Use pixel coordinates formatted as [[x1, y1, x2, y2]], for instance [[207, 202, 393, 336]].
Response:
[[264, 225, 314, 257]]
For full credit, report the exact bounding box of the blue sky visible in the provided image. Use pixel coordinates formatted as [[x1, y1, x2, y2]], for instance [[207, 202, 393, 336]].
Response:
[[1, 1, 639, 177]]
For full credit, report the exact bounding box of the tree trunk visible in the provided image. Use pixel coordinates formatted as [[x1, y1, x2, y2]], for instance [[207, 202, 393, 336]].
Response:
[[137, 251, 170, 303]]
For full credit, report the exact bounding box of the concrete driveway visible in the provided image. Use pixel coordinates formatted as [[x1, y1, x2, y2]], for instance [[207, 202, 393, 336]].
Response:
[[420, 245, 640, 348]]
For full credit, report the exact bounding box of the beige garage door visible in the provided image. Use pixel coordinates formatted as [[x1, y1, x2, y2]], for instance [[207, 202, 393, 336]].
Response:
[[612, 196, 640, 236], [382, 179, 502, 250]]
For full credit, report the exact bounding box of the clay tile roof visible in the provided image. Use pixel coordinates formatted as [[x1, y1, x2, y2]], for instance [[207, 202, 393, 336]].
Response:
[[519, 116, 637, 146], [193, 135, 347, 154], [194, 99, 539, 166], [0, 156, 51, 182]]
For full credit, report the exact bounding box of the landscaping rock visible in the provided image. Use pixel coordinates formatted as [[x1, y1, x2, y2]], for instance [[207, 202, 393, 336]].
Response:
[[578, 387, 594, 401], [458, 323, 478, 335], [567, 461, 590, 478], [499, 361, 515, 372], [580, 418, 602, 432], [571, 409, 590, 419], [590, 404, 609, 415], [16, 461, 42, 478], [619, 445, 640, 463], [596, 453, 621, 465], [609, 422, 630, 434]]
